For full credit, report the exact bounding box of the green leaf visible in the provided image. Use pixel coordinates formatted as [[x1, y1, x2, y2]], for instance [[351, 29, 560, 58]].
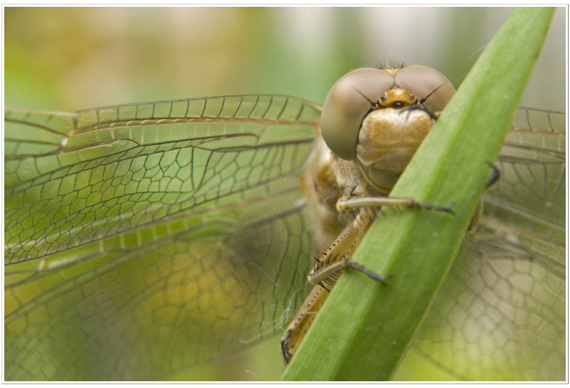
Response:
[[281, 7, 555, 381]]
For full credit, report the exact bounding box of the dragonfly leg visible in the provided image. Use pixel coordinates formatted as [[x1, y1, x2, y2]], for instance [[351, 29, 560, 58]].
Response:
[[281, 261, 390, 368], [341, 260, 393, 286], [309, 257, 392, 287], [280, 208, 373, 367], [282, 193, 453, 367], [467, 163, 501, 233], [485, 162, 501, 188], [280, 285, 329, 367], [308, 208, 375, 288], [336, 195, 455, 214]]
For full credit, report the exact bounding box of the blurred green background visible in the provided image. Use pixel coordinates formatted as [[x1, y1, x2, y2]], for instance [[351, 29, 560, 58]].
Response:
[[4, 6, 565, 381]]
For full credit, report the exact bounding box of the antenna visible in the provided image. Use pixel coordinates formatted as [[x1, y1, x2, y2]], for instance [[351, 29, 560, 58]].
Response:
[[352, 87, 380, 110], [419, 80, 449, 105]]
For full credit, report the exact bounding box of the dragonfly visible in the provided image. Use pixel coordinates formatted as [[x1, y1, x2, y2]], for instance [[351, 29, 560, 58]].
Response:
[[4, 66, 565, 381]]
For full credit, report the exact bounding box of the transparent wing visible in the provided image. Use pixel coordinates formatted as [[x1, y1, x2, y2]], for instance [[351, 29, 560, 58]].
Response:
[[413, 108, 566, 380], [4, 96, 320, 380]]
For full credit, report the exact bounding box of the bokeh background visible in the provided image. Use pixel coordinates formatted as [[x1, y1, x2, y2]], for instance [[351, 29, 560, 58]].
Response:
[[4, 6, 566, 381]]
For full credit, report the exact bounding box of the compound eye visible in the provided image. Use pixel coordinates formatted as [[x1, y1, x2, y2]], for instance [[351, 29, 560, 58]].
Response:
[[321, 68, 394, 160], [394, 65, 455, 112]]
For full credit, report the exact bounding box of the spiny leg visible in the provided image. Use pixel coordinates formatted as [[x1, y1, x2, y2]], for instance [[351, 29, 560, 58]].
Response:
[[281, 209, 376, 367], [280, 285, 329, 367], [485, 162, 501, 188], [467, 163, 501, 233], [336, 195, 455, 214], [280, 195, 453, 367]]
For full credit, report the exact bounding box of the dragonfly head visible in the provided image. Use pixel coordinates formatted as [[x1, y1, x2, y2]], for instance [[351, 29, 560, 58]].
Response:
[[321, 65, 455, 161]]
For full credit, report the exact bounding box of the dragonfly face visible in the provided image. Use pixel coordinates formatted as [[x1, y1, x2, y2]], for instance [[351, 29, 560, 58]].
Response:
[[4, 66, 565, 381]]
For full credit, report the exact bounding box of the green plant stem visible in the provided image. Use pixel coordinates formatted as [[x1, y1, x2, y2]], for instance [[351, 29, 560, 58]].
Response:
[[281, 7, 554, 381]]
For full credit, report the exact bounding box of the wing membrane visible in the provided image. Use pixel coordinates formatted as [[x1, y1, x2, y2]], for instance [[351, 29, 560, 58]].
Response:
[[413, 107, 565, 380], [5, 96, 319, 263], [5, 96, 320, 380]]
